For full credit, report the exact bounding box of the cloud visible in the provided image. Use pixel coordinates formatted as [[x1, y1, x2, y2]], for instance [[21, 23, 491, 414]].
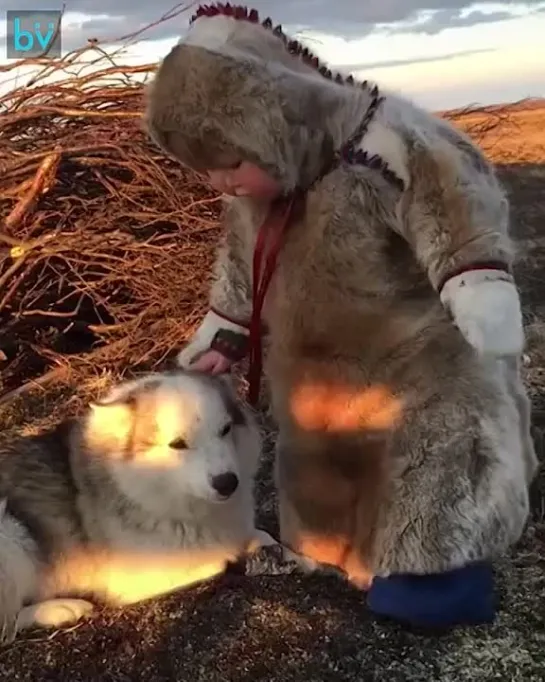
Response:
[[392, 6, 545, 35], [3, 1, 545, 54], [392, 9, 514, 34], [334, 47, 497, 72]]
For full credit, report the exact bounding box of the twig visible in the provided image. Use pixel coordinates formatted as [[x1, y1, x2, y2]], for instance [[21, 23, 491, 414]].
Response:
[[0, 367, 68, 407], [3, 150, 61, 234]]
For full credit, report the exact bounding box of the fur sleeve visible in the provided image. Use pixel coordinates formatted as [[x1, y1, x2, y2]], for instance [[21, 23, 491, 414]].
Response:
[[176, 200, 253, 368], [391, 134, 524, 356], [395, 137, 513, 293], [208, 201, 253, 325]]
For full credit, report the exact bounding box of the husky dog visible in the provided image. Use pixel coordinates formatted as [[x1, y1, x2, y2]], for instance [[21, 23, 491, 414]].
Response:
[[0, 369, 293, 643], [144, 5, 537, 628]]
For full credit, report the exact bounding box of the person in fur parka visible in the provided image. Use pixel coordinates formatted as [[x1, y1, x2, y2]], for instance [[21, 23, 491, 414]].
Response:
[[144, 4, 537, 628]]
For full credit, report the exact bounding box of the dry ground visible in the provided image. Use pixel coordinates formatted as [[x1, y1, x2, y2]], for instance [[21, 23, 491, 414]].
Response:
[[0, 100, 544, 680], [442, 98, 545, 164]]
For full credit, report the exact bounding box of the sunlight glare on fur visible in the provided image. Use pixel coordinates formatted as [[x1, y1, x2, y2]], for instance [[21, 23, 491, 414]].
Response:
[[48, 545, 238, 607], [290, 382, 404, 432], [294, 532, 373, 589]]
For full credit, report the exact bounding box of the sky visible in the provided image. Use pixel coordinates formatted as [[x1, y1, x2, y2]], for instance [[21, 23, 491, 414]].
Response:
[[0, 1, 544, 110]]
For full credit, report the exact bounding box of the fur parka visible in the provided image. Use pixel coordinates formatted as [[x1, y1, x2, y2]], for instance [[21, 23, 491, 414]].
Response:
[[144, 5, 537, 581]]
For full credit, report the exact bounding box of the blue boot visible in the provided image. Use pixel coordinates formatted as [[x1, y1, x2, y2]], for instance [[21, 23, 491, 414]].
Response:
[[367, 561, 496, 629]]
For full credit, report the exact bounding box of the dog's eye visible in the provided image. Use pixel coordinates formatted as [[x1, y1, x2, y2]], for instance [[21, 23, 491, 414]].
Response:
[[169, 438, 188, 450], [220, 423, 232, 437]]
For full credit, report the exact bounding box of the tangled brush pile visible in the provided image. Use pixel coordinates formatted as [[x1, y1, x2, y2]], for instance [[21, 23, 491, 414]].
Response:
[[0, 20, 224, 408]]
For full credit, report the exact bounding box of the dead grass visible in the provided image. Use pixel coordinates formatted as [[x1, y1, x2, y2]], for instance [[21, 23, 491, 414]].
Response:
[[441, 100, 545, 164]]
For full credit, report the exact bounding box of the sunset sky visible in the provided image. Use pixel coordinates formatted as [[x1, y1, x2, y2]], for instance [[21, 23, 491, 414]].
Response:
[[1, 1, 544, 110]]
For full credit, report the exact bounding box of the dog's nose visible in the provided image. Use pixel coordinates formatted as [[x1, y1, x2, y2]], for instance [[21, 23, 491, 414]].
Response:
[[211, 472, 239, 498]]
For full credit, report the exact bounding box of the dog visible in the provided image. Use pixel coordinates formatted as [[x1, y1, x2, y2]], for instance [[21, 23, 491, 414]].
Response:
[[0, 369, 305, 643]]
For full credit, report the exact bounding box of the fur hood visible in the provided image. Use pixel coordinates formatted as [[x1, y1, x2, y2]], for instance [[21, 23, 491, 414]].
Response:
[[144, 4, 382, 192]]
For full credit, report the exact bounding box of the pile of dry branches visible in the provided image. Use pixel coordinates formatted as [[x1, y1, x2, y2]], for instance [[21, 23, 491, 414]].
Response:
[[0, 11, 223, 402]]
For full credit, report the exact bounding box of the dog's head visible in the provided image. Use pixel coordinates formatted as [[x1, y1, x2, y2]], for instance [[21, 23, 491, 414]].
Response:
[[80, 370, 261, 508]]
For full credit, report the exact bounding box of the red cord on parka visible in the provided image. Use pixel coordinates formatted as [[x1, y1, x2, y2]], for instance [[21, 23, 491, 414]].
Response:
[[246, 195, 296, 405]]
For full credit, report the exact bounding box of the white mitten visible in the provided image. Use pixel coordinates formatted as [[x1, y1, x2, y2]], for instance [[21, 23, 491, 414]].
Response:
[[176, 309, 249, 368], [440, 268, 524, 356]]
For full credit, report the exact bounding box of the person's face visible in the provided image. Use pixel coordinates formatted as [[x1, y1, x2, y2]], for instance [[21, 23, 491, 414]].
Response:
[[207, 162, 282, 200]]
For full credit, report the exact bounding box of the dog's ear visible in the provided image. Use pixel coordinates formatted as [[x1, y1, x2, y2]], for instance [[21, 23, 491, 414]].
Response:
[[87, 398, 135, 454], [86, 377, 147, 455], [86, 375, 164, 458], [92, 376, 147, 407], [212, 374, 248, 427], [90, 374, 162, 408]]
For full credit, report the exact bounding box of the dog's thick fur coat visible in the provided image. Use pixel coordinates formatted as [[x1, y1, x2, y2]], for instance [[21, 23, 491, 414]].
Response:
[[144, 8, 537, 586], [0, 370, 282, 642]]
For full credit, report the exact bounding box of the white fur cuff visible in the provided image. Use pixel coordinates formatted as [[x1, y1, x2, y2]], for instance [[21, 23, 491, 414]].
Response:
[[176, 309, 249, 368], [440, 269, 524, 356]]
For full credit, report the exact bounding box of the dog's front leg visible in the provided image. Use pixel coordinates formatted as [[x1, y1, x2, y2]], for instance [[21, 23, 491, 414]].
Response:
[[245, 528, 321, 575], [49, 547, 232, 610], [99, 554, 231, 607]]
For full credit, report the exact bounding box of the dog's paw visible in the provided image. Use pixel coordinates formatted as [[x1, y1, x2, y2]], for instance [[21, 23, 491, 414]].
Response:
[[283, 548, 349, 582], [16, 598, 95, 632], [243, 542, 300, 576], [281, 546, 321, 574], [243, 529, 344, 578]]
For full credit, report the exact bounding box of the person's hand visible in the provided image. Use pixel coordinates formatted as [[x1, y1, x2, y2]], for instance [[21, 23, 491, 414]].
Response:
[[176, 310, 249, 370], [189, 349, 233, 375]]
